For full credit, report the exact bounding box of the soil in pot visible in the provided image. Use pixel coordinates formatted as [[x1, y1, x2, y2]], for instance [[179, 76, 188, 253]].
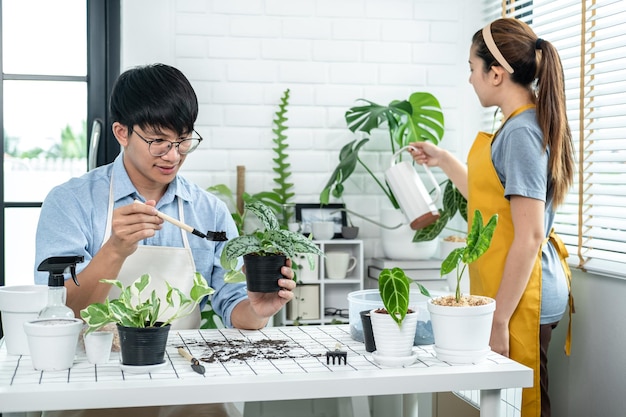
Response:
[[117, 322, 171, 366], [243, 254, 286, 293], [431, 295, 491, 307]]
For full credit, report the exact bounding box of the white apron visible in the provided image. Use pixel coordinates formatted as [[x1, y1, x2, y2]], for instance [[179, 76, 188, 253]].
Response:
[[103, 178, 201, 329]]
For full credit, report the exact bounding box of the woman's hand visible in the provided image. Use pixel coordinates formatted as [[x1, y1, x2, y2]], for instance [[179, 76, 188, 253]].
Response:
[[408, 141, 446, 167]]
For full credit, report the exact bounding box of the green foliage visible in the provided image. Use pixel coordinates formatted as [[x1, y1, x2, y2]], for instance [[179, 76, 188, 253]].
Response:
[[4, 121, 86, 159], [80, 272, 215, 334], [440, 210, 498, 302], [320, 92, 445, 209], [48, 122, 87, 158], [208, 88, 295, 230], [269, 89, 295, 214], [378, 267, 430, 328], [220, 201, 324, 284], [412, 180, 468, 242]]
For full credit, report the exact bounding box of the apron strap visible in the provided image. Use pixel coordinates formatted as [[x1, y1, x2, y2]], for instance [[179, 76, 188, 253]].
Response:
[[103, 174, 189, 247], [548, 229, 574, 356]]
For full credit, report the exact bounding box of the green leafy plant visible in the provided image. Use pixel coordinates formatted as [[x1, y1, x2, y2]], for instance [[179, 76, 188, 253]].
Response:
[[378, 267, 430, 327], [80, 272, 215, 334], [320, 92, 445, 209], [320, 92, 464, 242], [440, 210, 498, 303], [208, 88, 295, 232], [412, 180, 468, 242], [220, 201, 324, 283]]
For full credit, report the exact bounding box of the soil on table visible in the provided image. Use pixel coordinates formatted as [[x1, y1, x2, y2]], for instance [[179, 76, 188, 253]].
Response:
[[431, 295, 492, 307], [177, 338, 324, 363]]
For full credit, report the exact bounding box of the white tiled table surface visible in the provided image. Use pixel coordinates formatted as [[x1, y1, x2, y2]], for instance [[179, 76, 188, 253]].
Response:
[[0, 325, 532, 417]]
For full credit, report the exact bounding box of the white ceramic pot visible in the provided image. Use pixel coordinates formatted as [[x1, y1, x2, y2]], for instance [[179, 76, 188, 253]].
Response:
[[0, 285, 48, 355], [369, 309, 418, 357], [427, 297, 496, 364], [23, 318, 83, 371], [380, 208, 438, 260]]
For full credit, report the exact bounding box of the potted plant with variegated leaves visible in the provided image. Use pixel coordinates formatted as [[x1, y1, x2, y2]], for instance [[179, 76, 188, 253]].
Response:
[[427, 209, 499, 364], [368, 267, 430, 366], [220, 200, 324, 293], [80, 272, 214, 366]]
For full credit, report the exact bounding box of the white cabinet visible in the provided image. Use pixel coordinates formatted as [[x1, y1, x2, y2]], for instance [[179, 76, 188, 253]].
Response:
[[277, 239, 364, 326]]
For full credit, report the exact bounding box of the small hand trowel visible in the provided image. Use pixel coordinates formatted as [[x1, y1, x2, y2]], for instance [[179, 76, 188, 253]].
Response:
[[177, 347, 205, 375]]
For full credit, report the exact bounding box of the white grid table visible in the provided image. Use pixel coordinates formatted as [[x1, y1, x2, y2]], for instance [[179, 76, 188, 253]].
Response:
[[0, 325, 532, 417]]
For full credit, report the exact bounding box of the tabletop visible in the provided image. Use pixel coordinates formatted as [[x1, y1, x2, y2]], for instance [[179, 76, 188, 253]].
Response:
[[0, 325, 532, 416]]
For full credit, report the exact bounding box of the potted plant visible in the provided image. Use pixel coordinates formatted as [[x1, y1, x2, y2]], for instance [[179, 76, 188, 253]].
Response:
[[220, 200, 325, 293], [319, 92, 459, 259], [368, 267, 430, 367], [427, 210, 498, 364], [80, 272, 214, 366]]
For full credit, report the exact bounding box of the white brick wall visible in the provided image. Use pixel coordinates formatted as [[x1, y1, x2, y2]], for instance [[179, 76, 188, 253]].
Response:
[[121, 0, 483, 261]]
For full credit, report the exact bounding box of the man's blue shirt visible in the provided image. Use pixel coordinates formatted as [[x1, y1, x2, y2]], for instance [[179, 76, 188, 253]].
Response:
[[34, 154, 247, 327]]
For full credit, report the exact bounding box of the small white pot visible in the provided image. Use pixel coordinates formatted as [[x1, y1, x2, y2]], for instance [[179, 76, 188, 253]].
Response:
[[427, 297, 496, 364], [23, 318, 83, 371], [369, 309, 418, 357], [0, 285, 48, 355]]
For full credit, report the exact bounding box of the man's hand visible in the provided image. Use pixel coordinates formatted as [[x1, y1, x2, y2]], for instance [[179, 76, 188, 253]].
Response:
[[106, 200, 164, 258]]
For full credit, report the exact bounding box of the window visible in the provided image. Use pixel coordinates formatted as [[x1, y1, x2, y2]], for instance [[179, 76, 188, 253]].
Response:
[[483, 1, 626, 279], [0, 0, 120, 287]]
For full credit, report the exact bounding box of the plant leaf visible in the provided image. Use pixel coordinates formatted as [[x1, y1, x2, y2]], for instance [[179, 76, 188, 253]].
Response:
[[406, 92, 445, 145], [440, 247, 464, 276], [319, 138, 369, 204], [247, 200, 280, 231], [378, 267, 411, 327], [463, 211, 498, 264]]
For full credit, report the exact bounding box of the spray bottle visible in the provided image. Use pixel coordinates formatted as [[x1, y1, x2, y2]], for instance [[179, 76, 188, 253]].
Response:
[[37, 256, 84, 319]]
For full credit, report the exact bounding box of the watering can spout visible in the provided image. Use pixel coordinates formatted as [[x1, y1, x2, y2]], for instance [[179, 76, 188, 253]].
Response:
[[385, 146, 441, 230]]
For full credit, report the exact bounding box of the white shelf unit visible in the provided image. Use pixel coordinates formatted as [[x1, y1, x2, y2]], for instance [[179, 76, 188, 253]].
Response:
[[277, 239, 364, 326]]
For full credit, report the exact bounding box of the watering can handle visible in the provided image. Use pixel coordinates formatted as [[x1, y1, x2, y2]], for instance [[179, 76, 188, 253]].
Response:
[[391, 146, 442, 204]]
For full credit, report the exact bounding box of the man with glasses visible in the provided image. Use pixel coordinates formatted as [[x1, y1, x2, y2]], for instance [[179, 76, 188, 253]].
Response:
[[34, 64, 295, 417]]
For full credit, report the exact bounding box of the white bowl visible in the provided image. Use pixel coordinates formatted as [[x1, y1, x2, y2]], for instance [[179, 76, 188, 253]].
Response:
[[0, 285, 48, 355]]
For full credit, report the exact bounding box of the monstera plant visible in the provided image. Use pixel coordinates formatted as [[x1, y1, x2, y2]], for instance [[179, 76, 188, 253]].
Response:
[[319, 92, 465, 242]]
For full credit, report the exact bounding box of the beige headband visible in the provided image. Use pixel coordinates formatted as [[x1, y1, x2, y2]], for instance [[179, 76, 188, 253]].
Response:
[[482, 23, 514, 74]]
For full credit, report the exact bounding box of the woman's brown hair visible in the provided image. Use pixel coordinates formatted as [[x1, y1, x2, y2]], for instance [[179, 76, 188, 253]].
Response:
[[472, 18, 574, 208]]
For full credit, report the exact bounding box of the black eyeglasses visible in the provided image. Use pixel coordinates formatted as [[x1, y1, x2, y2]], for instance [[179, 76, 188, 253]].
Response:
[[134, 129, 203, 156], [324, 307, 349, 319]]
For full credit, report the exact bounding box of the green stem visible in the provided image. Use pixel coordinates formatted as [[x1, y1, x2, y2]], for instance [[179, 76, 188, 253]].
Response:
[[357, 156, 399, 208], [456, 264, 467, 302]]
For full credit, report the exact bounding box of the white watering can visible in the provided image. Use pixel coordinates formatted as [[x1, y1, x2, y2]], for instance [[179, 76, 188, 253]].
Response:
[[384, 146, 441, 230]]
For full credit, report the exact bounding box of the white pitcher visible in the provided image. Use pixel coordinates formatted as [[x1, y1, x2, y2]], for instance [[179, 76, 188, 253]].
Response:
[[385, 146, 441, 230]]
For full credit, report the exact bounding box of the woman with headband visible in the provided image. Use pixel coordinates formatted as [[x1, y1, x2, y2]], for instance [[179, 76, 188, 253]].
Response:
[[409, 18, 574, 417]]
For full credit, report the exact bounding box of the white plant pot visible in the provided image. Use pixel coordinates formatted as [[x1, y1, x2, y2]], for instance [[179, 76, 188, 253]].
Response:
[[23, 318, 83, 371], [0, 285, 48, 355], [427, 297, 496, 364], [381, 208, 438, 260], [369, 309, 418, 357]]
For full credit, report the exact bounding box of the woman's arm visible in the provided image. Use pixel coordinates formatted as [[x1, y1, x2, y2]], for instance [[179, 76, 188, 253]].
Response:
[[489, 195, 545, 357]]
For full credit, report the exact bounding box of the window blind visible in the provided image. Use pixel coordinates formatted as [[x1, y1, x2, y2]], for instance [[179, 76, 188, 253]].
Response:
[[489, 0, 626, 278]]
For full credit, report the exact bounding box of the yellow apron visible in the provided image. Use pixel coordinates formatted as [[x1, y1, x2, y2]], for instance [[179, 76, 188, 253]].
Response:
[[466, 106, 572, 417]]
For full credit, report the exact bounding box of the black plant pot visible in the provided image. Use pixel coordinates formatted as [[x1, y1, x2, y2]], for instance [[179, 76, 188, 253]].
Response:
[[117, 322, 171, 366], [243, 254, 287, 293]]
